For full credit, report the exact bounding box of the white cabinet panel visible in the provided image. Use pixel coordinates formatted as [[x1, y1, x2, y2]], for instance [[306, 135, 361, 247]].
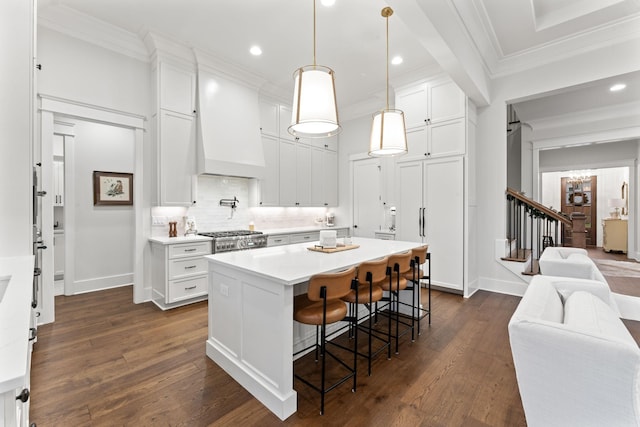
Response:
[[323, 150, 338, 207], [396, 157, 463, 292], [160, 62, 196, 115], [257, 135, 279, 206], [310, 146, 324, 206], [259, 100, 279, 137], [279, 140, 297, 206], [53, 160, 64, 206], [158, 110, 196, 206], [295, 143, 312, 206], [428, 117, 465, 158], [429, 79, 465, 124], [396, 83, 428, 129], [278, 104, 296, 142]]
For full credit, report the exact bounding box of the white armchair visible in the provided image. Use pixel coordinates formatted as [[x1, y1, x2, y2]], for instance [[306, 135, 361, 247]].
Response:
[[509, 275, 640, 426]]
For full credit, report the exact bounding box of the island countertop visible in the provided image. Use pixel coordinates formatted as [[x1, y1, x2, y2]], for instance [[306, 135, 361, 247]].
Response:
[[204, 237, 421, 286]]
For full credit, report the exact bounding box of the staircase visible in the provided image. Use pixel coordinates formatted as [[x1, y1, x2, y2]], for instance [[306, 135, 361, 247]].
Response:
[[500, 188, 578, 278]]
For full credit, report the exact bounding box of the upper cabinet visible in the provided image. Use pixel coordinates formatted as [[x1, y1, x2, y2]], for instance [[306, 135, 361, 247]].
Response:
[[254, 98, 338, 207], [152, 60, 197, 206], [396, 77, 467, 161], [159, 62, 196, 116]]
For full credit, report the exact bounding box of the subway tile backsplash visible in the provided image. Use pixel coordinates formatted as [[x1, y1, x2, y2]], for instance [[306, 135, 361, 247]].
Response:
[[151, 175, 330, 237]]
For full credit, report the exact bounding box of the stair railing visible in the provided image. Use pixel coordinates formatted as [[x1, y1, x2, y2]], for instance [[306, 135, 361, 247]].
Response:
[[505, 188, 572, 274]]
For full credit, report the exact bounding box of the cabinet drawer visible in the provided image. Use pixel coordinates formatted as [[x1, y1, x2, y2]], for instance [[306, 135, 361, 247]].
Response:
[[268, 235, 290, 246], [290, 232, 319, 243], [168, 242, 211, 259], [168, 275, 207, 303], [169, 256, 208, 280]]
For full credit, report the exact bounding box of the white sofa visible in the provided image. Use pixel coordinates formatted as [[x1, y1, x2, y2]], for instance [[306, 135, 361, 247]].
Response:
[[538, 246, 620, 314], [509, 275, 640, 427]]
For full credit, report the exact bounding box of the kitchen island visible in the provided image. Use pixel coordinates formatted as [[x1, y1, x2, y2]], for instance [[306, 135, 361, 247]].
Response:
[[204, 237, 421, 420]]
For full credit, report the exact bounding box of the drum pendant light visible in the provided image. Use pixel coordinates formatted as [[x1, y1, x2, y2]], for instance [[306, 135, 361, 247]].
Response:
[[289, 0, 341, 138], [369, 7, 407, 157]]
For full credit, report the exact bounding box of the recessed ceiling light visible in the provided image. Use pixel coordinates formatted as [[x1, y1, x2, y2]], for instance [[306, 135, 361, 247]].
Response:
[[610, 83, 626, 92], [321, 0, 336, 6], [250, 46, 262, 56], [391, 56, 403, 65]]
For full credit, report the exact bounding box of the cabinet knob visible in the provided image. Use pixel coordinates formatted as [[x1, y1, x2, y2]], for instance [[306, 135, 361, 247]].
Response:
[[426, 153, 431, 157]]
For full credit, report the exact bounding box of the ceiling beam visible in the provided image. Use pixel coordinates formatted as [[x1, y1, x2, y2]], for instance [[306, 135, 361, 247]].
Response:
[[388, 0, 491, 107]]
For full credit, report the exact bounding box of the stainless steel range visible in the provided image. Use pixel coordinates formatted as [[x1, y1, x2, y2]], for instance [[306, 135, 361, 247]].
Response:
[[198, 230, 268, 253]]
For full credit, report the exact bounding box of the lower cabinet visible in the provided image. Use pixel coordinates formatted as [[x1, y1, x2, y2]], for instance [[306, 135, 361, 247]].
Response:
[[266, 228, 349, 247], [150, 239, 211, 310]]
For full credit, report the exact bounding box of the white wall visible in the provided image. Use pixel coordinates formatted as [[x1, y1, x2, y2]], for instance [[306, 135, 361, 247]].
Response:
[[70, 120, 135, 293], [1, 0, 33, 257], [37, 26, 150, 115]]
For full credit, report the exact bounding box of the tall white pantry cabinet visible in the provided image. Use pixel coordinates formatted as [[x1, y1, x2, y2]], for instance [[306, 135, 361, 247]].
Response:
[[394, 77, 474, 295]]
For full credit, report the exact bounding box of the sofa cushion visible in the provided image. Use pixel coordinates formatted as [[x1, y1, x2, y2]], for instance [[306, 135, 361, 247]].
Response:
[[564, 291, 637, 347], [513, 278, 564, 324]]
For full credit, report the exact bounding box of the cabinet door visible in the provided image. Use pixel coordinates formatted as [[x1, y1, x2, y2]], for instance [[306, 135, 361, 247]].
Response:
[[424, 157, 463, 291], [159, 110, 196, 206], [404, 125, 428, 161], [259, 99, 279, 137], [395, 84, 428, 129], [310, 146, 324, 206], [352, 158, 382, 238], [428, 79, 465, 123], [395, 161, 424, 243], [279, 139, 297, 206], [54, 232, 65, 277], [323, 150, 338, 206], [296, 143, 312, 206], [160, 62, 196, 116], [258, 135, 279, 206], [428, 117, 465, 158]]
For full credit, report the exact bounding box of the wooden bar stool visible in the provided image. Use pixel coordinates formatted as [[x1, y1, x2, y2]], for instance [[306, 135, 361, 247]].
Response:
[[377, 250, 414, 354], [293, 266, 357, 415], [403, 245, 431, 334], [341, 256, 390, 376]]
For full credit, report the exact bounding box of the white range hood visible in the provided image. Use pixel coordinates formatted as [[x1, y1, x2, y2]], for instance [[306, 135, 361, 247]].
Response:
[[196, 67, 265, 179]]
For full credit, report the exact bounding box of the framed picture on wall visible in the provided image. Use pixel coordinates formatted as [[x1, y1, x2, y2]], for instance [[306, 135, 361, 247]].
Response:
[[93, 171, 133, 206]]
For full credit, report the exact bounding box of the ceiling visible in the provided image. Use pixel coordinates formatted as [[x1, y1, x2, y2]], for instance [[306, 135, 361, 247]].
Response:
[[38, 0, 640, 118]]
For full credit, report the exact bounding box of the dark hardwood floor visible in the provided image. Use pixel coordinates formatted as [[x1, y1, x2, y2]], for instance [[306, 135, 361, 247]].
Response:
[[30, 248, 640, 426]]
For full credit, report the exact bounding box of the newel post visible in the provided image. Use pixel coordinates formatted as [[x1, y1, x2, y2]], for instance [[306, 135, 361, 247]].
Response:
[[570, 212, 586, 248]]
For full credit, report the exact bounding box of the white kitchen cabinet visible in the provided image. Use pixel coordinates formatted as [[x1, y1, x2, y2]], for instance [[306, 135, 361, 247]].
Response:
[[156, 110, 197, 206], [255, 135, 279, 206], [396, 157, 463, 292], [310, 142, 338, 207], [53, 160, 64, 206], [279, 139, 297, 206], [396, 77, 466, 161], [279, 139, 312, 207], [150, 239, 211, 310], [267, 235, 291, 247], [259, 99, 279, 137], [374, 231, 395, 240], [159, 62, 196, 116]]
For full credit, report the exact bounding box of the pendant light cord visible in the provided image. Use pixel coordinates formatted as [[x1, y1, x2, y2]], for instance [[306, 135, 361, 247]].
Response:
[[386, 11, 389, 110], [313, 0, 317, 67]]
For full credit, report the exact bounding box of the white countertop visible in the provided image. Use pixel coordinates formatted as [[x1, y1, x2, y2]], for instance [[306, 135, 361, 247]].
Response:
[[204, 237, 420, 286], [259, 225, 349, 236], [0, 255, 34, 393], [149, 235, 213, 245]]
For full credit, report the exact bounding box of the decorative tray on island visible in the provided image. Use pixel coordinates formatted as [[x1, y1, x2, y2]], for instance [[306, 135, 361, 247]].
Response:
[[307, 244, 360, 253]]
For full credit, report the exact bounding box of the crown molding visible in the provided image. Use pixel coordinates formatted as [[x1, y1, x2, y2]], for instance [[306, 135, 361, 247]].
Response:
[[38, 5, 149, 62], [192, 48, 266, 91], [527, 101, 640, 132]]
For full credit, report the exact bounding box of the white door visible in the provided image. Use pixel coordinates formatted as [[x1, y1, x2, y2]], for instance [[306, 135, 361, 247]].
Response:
[[424, 157, 464, 291], [352, 158, 382, 238], [396, 160, 424, 243]]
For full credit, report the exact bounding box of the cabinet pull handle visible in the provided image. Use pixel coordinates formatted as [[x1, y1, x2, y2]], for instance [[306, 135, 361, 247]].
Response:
[[29, 327, 37, 341], [16, 388, 30, 403], [184, 265, 197, 269], [184, 248, 197, 252], [184, 285, 197, 290]]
